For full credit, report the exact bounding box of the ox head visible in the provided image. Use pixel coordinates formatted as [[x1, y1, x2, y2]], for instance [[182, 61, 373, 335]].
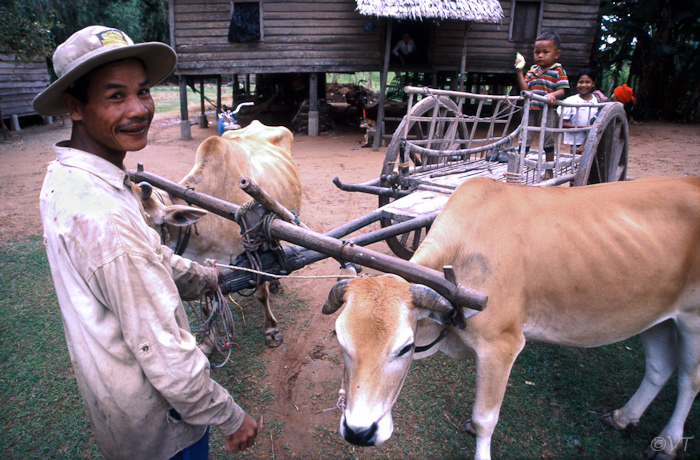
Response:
[[136, 181, 208, 242], [322, 274, 454, 447]]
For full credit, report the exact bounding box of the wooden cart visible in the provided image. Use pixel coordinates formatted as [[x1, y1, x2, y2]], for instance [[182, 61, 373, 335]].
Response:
[[129, 87, 628, 320], [334, 86, 630, 259]]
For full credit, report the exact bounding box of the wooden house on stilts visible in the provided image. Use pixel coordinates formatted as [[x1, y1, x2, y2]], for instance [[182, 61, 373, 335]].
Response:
[[0, 54, 51, 134], [170, 0, 602, 145]]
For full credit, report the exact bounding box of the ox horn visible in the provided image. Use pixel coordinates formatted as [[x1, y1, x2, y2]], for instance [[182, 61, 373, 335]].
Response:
[[138, 181, 153, 201], [410, 284, 453, 313], [322, 279, 351, 315]]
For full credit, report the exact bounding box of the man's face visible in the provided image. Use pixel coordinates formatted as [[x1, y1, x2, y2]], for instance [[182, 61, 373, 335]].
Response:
[[533, 39, 561, 69], [67, 59, 155, 161]]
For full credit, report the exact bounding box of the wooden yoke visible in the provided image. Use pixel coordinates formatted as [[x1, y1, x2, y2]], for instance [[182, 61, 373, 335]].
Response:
[[129, 167, 488, 313]]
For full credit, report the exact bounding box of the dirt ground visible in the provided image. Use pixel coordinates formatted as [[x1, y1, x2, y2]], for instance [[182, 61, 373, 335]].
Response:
[[1, 110, 698, 456]]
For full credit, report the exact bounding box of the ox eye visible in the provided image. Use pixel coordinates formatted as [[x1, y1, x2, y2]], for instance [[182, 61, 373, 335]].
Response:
[[397, 343, 413, 357]]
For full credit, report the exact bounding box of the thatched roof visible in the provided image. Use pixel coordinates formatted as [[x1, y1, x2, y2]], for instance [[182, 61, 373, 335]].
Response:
[[355, 0, 503, 22]]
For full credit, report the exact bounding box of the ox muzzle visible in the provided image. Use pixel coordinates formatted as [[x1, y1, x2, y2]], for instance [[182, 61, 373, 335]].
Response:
[[342, 418, 378, 446]]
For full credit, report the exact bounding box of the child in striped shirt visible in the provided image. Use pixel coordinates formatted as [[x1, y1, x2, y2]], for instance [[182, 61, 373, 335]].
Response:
[[516, 31, 570, 180]]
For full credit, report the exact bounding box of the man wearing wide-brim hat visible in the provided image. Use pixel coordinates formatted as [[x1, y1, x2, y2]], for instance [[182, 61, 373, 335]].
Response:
[[35, 25, 257, 459]]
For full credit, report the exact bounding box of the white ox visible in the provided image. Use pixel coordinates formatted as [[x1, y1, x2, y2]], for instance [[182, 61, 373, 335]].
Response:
[[322, 176, 700, 460], [139, 120, 302, 347]]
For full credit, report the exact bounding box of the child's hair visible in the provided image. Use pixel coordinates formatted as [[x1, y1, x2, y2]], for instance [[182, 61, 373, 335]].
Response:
[[576, 68, 596, 83], [536, 31, 561, 49]]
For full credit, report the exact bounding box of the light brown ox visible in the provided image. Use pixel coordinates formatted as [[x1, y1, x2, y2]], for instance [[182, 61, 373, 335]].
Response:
[[139, 120, 302, 347], [322, 176, 700, 460]]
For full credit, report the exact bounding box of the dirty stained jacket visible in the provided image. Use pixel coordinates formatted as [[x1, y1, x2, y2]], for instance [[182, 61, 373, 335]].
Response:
[[40, 141, 245, 460]]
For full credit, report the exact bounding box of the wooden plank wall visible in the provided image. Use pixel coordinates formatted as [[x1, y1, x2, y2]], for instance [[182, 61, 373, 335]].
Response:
[[435, 0, 601, 77], [173, 0, 383, 75], [173, 0, 600, 78], [0, 54, 50, 118]]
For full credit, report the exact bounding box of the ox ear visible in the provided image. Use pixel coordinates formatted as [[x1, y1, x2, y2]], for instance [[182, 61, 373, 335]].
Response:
[[410, 284, 454, 326], [137, 181, 153, 201], [162, 205, 208, 227], [322, 279, 351, 315]]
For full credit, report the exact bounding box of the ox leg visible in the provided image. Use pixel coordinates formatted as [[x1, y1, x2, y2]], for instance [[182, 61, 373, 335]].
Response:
[[461, 335, 525, 460], [199, 334, 216, 358], [601, 320, 678, 431], [643, 316, 700, 460], [256, 282, 283, 347]]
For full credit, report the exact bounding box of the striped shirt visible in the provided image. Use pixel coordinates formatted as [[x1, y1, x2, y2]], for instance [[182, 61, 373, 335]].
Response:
[[525, 63, 569, 110]]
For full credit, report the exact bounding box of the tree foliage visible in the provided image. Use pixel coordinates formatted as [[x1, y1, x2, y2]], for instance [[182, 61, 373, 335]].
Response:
[[45, 0, 169, 45], [0, 0, 55, 61], [0, 0, 168, 61], [597, 0, 700, 121]]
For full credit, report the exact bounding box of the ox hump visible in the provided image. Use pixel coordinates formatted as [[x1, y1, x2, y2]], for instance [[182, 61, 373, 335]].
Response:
[[222, 120, 293, 152]]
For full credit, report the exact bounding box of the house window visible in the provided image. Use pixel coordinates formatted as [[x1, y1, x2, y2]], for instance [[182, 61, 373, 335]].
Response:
[[510, 0, 542, 43], [228, 0, 262, 43]]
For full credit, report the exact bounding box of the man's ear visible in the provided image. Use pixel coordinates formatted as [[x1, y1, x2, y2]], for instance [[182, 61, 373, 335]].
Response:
[[60, 92, 84, 122]]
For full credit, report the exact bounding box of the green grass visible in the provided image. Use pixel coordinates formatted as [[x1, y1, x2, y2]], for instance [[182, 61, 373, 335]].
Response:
[[0, 236, 100, 458], [1, 236, 698, 459], [151, 84, 233, 115]]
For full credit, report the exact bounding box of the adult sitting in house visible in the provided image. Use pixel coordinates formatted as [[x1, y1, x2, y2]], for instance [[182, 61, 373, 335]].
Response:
[[392, 32, 417, 66]]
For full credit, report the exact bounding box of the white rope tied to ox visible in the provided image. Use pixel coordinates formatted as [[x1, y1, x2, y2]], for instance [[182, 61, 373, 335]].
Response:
[[214, 263, 358, 280]]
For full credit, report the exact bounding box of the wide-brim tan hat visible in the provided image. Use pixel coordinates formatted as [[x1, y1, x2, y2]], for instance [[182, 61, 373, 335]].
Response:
[[33, 25, 177, 116]]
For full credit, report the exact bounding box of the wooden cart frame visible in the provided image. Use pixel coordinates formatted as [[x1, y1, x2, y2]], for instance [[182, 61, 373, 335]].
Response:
[[334, 86, 630, 259]]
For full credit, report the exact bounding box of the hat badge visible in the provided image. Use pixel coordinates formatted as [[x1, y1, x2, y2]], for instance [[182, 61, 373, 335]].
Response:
[[96, 30, 129, 47]]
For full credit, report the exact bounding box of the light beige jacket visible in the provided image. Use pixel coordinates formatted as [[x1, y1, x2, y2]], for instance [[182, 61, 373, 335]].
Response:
[[40, 141, 244, 460]]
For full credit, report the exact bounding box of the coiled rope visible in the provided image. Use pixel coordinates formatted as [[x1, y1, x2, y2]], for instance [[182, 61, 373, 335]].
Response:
[[185, 284, 239, 368]]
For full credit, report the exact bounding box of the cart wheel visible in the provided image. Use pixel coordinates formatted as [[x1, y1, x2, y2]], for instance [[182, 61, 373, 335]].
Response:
[[380, 95, 468, 177], [378, 193, 431, 260], [379, 95, 466, 260], [574, 103, 629, 186]]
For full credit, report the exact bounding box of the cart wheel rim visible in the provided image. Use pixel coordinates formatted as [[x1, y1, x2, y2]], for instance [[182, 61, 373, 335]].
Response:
[[574, 103, 629, 186]]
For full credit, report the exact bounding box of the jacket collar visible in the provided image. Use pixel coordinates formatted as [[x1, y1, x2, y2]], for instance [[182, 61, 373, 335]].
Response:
[[53, 140, 130, 190]]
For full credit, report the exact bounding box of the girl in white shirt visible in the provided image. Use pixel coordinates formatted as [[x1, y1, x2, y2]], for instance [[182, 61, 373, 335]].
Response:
[[558, 68, 600, 154]]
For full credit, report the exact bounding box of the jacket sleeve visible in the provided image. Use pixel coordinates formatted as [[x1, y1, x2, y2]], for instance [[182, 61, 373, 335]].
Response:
[[90, 233, 245, 436], [162, 246, 219, 301]]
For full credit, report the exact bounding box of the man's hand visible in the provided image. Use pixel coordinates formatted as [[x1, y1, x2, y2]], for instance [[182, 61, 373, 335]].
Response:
[[223, 413, 258, 453]]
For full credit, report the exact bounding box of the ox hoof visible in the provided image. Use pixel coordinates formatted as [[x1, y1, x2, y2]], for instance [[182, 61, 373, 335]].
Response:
[[459, 419, 477, 437], [599, 412, 626, 430], [198, 342, 214, 359], [265, 330, 283, 348], [269, 279, 283, 295], [643, 444, 676, 460]]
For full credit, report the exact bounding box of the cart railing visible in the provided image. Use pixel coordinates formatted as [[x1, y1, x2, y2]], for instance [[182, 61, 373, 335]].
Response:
[[402, 86, 523, 165], [391, 87, 613, 188], [518, 91, 609, 185]]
